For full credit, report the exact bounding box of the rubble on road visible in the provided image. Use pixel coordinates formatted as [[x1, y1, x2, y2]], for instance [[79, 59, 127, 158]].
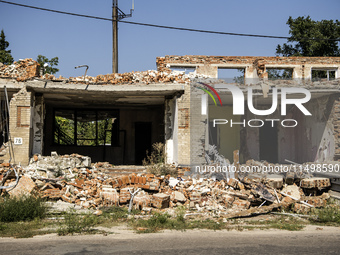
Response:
[[0, 153, 334, 219]]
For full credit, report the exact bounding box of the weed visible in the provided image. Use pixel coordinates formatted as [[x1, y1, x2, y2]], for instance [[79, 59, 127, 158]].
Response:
[[100, 206, 129, 219], [311, 205, 340, 225], [176, 206, 186, 223], [188, 219, 224, 231], [132, 212, 186, 233], [0, 219, 52, 238], [0, 195, 48, 222], [57, 209, 98, 235], [143, 143, 178, 177]]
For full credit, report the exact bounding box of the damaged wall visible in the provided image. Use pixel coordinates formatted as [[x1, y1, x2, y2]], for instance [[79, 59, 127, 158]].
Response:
[[238, 94, 338, 164], [157, 55, 340, 80], [209, 106, 240, 161], [32, 94, 45, 156], [164, 96, 178, 164], [190, 85, 208, 166]]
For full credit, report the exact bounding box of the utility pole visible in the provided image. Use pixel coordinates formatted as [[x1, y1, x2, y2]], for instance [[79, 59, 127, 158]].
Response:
[[112, 0, 134, 73]]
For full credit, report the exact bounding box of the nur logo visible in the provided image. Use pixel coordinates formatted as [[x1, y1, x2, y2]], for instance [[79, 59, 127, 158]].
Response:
[[196, 82, 223, 106]]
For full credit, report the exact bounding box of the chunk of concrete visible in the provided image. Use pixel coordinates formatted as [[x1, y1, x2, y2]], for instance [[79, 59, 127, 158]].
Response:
[[281, 184, 301, 200], [300, 177, 331, 189], [266, 174, 284, 189], [173, 191, 186, 203], [8, 175, 37, 197]]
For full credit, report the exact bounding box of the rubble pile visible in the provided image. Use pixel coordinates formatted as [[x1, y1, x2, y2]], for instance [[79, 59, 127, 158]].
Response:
[[0, 59, 39, 81], [68, 70, 203, 85], [0, 58, 206, 85], [0, 153, 333, 218]]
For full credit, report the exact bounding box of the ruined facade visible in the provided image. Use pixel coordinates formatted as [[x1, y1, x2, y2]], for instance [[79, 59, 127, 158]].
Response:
[[0, 56, 340, 166], [158, 55, 340, 165]]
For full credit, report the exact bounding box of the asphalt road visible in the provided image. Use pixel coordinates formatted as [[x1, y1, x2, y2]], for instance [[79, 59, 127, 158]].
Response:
[[1, 226, 339, 255]]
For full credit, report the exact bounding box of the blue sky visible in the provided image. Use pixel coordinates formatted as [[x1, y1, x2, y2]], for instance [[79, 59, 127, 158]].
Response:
[[0, 0, 339, 78]]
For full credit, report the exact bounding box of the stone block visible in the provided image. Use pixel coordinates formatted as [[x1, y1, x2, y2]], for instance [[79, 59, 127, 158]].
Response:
[[8, 175, 36, 197], [152, 193, 170, 209]]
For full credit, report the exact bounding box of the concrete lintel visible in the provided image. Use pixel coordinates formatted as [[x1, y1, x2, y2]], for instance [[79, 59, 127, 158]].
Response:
[[212, 64, 250, 69], [0, 80, 24, 91], [166, 63, 202, 68], [264, 64, 301, 69], [25, 81, 185, 96]]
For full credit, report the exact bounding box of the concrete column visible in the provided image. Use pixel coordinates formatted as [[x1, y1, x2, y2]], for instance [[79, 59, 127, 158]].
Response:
[[293, 66, 303, 79], [32, 94, 45, 156], [164, 97, 178, 165], [303, 66, 312, 80], [245, 65, 259, 84], [177, 85, 191, 166], [336, 68, 340, 79]]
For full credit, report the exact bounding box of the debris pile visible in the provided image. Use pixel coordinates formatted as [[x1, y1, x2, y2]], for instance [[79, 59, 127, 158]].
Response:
[[0, 58, 206, 85], [0, 59, 39, 81], [68, 70, 202, 85], [0, 153, 333, 218]]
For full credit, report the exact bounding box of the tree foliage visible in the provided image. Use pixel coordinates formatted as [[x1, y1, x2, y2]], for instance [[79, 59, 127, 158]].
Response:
[[0, 29, 14, 65], [276, 16, 340, 57], [37, 55, 59, 75]]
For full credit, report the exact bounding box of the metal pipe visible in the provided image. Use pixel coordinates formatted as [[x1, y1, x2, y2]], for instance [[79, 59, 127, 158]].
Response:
[[75, 65, 89, 81]]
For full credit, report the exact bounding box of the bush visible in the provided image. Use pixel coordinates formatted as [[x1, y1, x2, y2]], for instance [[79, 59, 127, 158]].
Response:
[[0, 195, 47, 222], [143, 143, 178, 177]]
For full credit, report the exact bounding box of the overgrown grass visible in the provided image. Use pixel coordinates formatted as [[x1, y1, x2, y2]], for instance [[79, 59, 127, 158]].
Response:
[[245, 216, 305, 231], [0, 219, 53, 238], [311, 206, 340, 225], [0, 195, 48, 222], [57, 209, 98, 236], [2, 195, 340, 238], [132, 212, 185, 233], [131, 207, 224, 233]]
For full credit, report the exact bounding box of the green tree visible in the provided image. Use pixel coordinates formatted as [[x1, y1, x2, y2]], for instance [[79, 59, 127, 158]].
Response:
[[275, 16, 340, 80], [276, 16, 340, 57], [0, 29, 14, 65], [37, 55, 59, 75]]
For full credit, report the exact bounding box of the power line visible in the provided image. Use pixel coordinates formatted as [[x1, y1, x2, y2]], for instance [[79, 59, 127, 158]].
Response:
[[0, 0, 339, 41]]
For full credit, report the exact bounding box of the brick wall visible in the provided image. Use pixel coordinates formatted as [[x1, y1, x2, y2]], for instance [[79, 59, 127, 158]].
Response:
[[177, 84, 191, 165], [3, 88, 32, 165]]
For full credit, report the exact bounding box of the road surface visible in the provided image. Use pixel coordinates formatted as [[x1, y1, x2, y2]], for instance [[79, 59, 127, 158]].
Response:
[[0, 225, 339, 255]]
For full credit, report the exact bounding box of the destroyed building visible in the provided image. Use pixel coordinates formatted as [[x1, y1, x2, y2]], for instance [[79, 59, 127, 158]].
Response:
[[1, 56, 339, 214], [0, 56, 340, 168]]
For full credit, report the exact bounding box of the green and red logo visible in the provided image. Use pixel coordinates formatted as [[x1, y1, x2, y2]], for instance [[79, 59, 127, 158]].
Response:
[[196, 82, 223, 106]]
